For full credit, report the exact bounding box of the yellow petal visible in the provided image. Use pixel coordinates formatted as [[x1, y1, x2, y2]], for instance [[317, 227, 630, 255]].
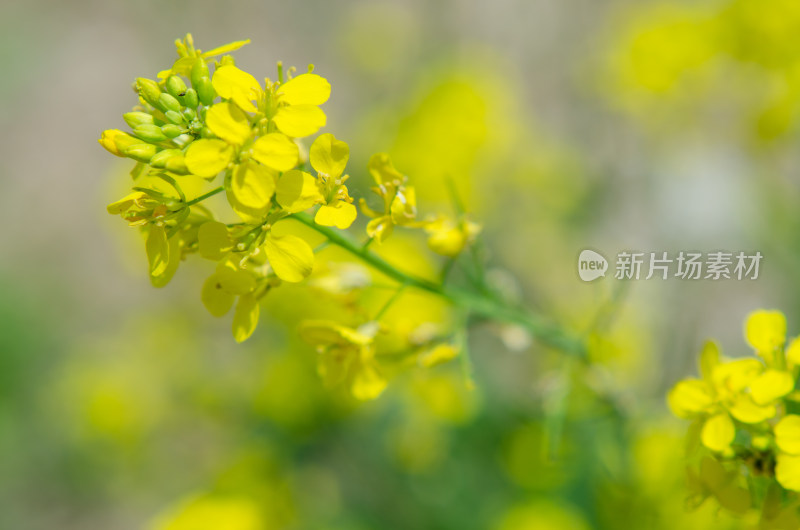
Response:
[[745, 309, 787, 354], [701, 413, 735, 452], [98, 129, 127, 157], [232, 293, 260, 343], [367, 153, 404, 185], [273, 104, 326, 138], [351, 361, 387, 400], [278, 73, 331, 105], [211, 64, 260, 113], [314, 202, 357, 229], [201, 273, 236, 317], [711, 358, 763, 394], [427, 225, 467, 257], [749, 369, 795, 405], [317, 348, 354, 387], [214, 266, 256, 295], [776, 453, 800, 491], [251, 133, 299, 172], [275, 170, 322, 213], [391, 186, 417, 225], [366, 216, 393, 243], [206, 102, 252, 145], [231, 160, 276, 210], [419, 344, 459, 368], [167, 56, 196, 77], [150, 235, 181, 288], [309, 133, 348, 178], [264, 232, 314, 283], [299, 320, 373, 347], [776, 415, 800, 455], [787, 337, 800, 369], [145, 225, 170, 277], [107, 192, 147, 215], [699, 340, 720, 382], [226, 188, 267, 224], [197, 221, 232, 261], [667, 379, 714, 418], [185, 139, 233, 177], [728, 394, 776, 424], [200, 39, 251, 58]]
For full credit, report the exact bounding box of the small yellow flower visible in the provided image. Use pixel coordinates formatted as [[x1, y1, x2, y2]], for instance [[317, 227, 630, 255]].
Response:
[[299, 320, 387, 400], [667, 339, 793, 453], [358, 153, 422, 243], [775, 415, 800, 491], [423, 214, 481, 257], [309, 133, 357, 229], [211, 63, 330, 137]]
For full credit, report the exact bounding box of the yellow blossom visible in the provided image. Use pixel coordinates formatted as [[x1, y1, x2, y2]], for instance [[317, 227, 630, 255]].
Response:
[[299, 320, 387, 400]]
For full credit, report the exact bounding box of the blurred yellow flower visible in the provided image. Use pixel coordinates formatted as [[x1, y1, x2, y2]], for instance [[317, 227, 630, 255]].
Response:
[[149, 495, 264, 530], [359, 153, 421, 243], [668, 310, 799, 455], [299, 320, 387, 400], [424, 214, 481, 257]]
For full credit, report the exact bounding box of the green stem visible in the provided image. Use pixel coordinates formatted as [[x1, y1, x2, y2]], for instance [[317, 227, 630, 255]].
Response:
[[183, 185, 224, 207], [374, 283, 407, 320], [290, 212, 585, 357]]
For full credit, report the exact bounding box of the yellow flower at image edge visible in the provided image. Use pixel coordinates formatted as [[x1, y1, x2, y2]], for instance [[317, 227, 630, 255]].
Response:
[[299, 320, 387, 400], [667, 335, 795, 454], [745, 309, 787, 359], [775, 415, 800, 491]]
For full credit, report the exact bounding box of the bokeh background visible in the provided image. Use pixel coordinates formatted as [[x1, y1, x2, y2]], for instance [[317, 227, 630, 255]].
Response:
[[2, 0, 799, 528]]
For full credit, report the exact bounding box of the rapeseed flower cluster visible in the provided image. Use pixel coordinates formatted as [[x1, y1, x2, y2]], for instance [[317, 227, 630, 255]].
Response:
[[669, 309, 800, 521], [100, 34, 483, 400]]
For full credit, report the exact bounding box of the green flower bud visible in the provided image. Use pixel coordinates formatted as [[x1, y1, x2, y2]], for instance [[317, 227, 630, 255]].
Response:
[[135, 78, 162, 108], [190, 58, 209, 89], [179, 88, 198, 109], [122, 143, 157, 163], [181, 108, 197, 121], [159, 93, 182, 113], [200, 126, 215, 138], [165, 75, 188, 99], [134, 124, 168, 143], [165, 155, 189, 175], [165, 110, 185, 125], [197, 77, 216, 106], [161, 124, 184, 139], [149, 148, 183, 169], [123, 111, 154, 129]]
